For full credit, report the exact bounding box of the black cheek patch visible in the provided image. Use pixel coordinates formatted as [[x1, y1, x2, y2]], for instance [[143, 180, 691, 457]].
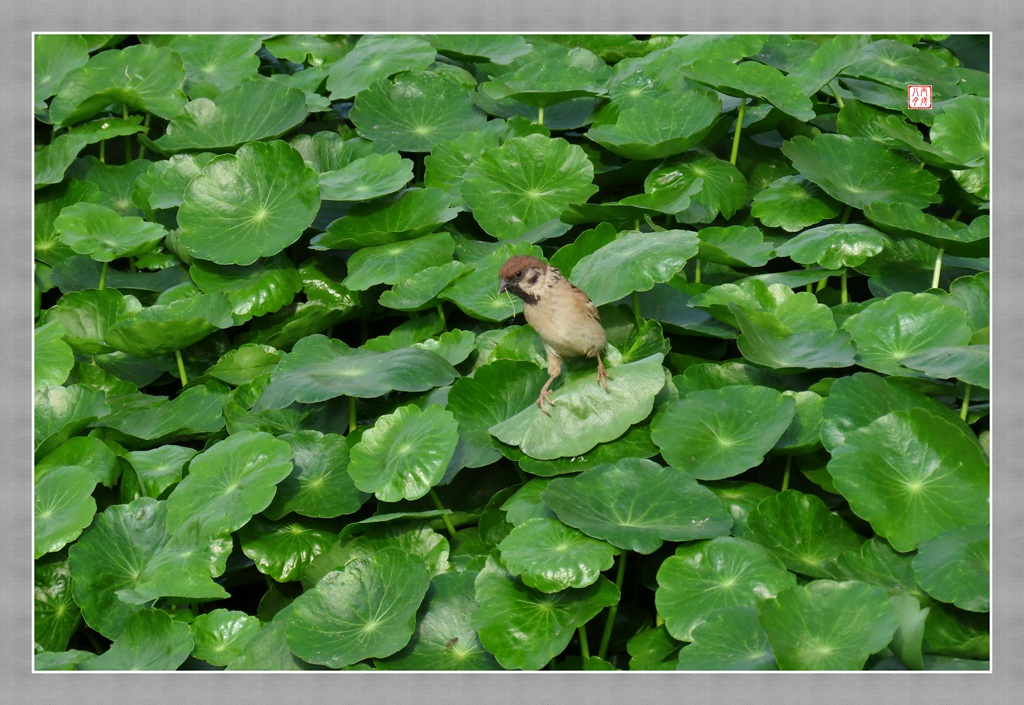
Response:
[[516, 289, 539, 305], [525, 271, 541, 287]]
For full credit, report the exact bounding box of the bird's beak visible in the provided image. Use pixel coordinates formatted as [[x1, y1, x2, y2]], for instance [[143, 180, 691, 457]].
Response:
[[498, 278, 510, 294]]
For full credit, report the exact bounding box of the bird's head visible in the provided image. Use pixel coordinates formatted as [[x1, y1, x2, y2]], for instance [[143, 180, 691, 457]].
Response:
[[498, 255, 548, 303]]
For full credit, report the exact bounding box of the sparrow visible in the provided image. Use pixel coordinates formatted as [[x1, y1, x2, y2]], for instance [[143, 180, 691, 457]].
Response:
[[498, 255, 610, 414]]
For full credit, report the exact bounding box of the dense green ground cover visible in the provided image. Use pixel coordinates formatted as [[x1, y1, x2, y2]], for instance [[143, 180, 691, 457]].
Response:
[[34, 33, 989, 671]]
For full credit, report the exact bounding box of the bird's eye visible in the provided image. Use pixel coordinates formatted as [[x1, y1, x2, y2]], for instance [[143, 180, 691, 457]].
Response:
[[515, 270, 523, 279]]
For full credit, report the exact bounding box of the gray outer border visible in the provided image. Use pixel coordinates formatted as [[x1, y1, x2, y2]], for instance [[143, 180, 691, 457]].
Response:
[[7, 1, 1022, 702]]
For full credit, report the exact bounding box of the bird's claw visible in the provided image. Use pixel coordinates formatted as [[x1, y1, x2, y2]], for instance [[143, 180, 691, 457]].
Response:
[[536, 389, 554, 416]]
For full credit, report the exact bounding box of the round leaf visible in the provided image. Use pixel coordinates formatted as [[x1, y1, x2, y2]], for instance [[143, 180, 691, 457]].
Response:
[[190, 609, 262, 667], [461, 134, 598, 240], [570, 230, 699, 307], [34, 555, 82, 654], [646, 153, 748, 223], [782, 134, 940, 209], [759, 580, 899, 670], [379, 260, 468, 312], [103, 291, 234, 357], [326, 35, 436, 100], [751, 175, 842, 232], [49, 44, 187, 126], [34, 466, 97, 558], [190, 254, 303, 322], [676, 606, 777, 671], [472, 555, 619, 671], [842, 292, 973, 377], [55, 202, 166, 262], [745, 490, 864, 578], [312, 187, 461, 250], [489, 353, 667, 460], [351, 70, 487, 152], [239, 517, 337, 582], [286, 548, 431, 669], [255, 334, 457, 409], [651, 386, 796, 480], [863, 202, 987, 258], [679, 59, 815, 120], [41, 288, 130, 354], [478, 41, 610, 107], [264, 431, 367, 520], [152, 78, 309, 151], [164, 34, 262, 100], [497, 517, 618, 592], [656, 537, 796, 641], [912, 524, 989, 612], [902, 345, 990, 388], [78, 609, 193, 671], [776, 223, 887, 270], [319, 152, 413, 202], [826, 409, 989, 552], [375, 570, 501, 671], [540, 459, 733, 554], [696, 226, 774, 268], [348, 404, 459, 502], [343, 232, 455, 292], [165, 431, 294, 536], [178, 140, 321, 266], [34, 321, 74, 390]]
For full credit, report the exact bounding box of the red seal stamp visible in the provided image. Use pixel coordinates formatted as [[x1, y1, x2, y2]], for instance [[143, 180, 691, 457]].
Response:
[[908, 85, 933, 109]]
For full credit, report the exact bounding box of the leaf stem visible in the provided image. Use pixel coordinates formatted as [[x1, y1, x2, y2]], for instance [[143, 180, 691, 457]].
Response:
[[537, 105, 545, 126], [694, 257, 702, 284], [828, 80, 845, 109], [729, 98, 746, 165], [597, 551, 627, 660], [348, 396, 357, 434], [781, 455, 792, 492], [138, 113, 150, 161], [436, 303, 446, 330], [631, 291, 640, 320], [98, 261, 109, 290], [122, 104, 132, 162], [840, 269, 848, 304], [960, 384, 972, 422], [931, 247, 944, 290], [428, 489, 457, 539], [578, 626, 591, 660], [174, 349, 189, 387]]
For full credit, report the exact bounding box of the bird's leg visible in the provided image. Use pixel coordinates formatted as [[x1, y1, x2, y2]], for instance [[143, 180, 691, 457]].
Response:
[[596, 354, 611, 391], [537, 348, 562, 415]]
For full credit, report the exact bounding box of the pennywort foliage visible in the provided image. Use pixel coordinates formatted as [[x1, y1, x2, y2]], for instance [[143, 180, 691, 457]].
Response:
[[34, 33, 990, 671]]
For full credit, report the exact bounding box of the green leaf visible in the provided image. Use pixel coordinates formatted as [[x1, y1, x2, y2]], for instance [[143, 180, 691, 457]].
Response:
[[286, 548, 432, 668], [696, 226, 774, 267], [375, 570, 501, 670], [732, 306, 857, 371], [651, 386, 796, 480], [489, 353, 666, 460], [863, 202, 987, 258], [427, 34, 531, 64], [122, 445, 197, 499], [827, 409, 989, 552], [206, 344, 282, 386], [104, 290, 233, 357], [902, 345, 990, 388], [438, 243, 543, 321], [343, 232, 455, 291], [472, 554, 620, 670], [190, 254, 303, 322], [34, 320, 75, 390], [164, 431, 292, 536], [319, 152, 413, 202], [255, 334, 457, 409], [151, 78, 308, 151], [68, 497, 230, 639], [264, 431, 367, 520], [34, 554, 82, 653], [745, 490, 864, 578], [34, 466, 97, 558], [776, 224, 887, 270], [586, 88, 722, 160], [34, 385, 109, 458], [930, 95, 990, 199], [178, 140, 320, 265], [35, 34, 90, 103], [163, 34, 263, 100], [540, 459, 733, 554], [54, 202, 166, 262], [326, 35, 436, 100], [842, 292, 973, 377], [190, 609, 262, 667], [649, 152, 748, 223], [239, 516, 337, 582], [498, 518, 618, 592], [782, 134, 940, 209], [41, 288, 131, 355], [78, 609, 193, 671], [478, 41, 611, 107], [844, 40, 962, 100], [99, 382, 230, 441], [312, 187, 461, 250], [348, 404, 458, 502], [351, 70, 487, 152], [750, 175, 843, 232], [787, 34, 870, 96], [912, 524, 989, 612], [759, 580, 899, 670], [656, 537, 796, 641], [570, 230, 699, 307], [49, 44, 187, 126], [679, 59, 815, 120], [461, 134, 598, 239], [379, 260, 468, 312], [677, 607, 777, 671]]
